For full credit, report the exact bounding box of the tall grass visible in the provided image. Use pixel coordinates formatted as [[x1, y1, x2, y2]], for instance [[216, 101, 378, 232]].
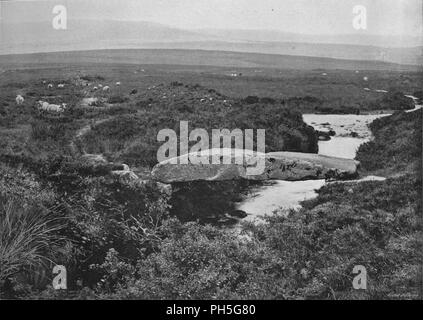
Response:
[[0, 198, 67, 283]]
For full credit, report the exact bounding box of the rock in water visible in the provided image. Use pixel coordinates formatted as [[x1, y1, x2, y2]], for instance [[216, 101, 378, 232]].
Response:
[[151, 148, 359, 183]]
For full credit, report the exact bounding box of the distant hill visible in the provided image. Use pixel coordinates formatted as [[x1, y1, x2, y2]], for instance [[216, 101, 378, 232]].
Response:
[[195, 29, 422, 48], [0, 49, 418, 72], [128, 41, 422, 66], [0, 19, 421, 66], [0, 20, 208, 54]]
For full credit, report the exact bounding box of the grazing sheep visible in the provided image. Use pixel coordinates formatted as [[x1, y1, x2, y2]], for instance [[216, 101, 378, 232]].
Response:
[[363, 76, 369, 81], [116, 82, 121, 86], [47, 84, 54, 89], [93, 86, 98, 90], [82, 97, 98, 107], [102, 86, 110, 92], [37, 101, 66, 113], [57, 84, 65, 88], [42, 80, 47, 84], [16, 95, 24, 105], [38, 101, 49, 109]]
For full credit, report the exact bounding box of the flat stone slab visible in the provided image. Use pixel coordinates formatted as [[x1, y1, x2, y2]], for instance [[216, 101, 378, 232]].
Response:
[[151, 148, 359, 183]]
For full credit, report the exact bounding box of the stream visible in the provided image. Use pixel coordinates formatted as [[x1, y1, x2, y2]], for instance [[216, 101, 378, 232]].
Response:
[[236, 93, 421, 223]]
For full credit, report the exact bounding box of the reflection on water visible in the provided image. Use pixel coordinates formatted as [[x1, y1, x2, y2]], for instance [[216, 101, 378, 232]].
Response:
[[239, 180, 326, 222], [318, 137, 369, 159], [303, 113, 390, 140]]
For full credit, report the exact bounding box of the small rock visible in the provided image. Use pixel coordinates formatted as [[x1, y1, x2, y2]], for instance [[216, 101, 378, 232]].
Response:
[[230, 210, 248, 218]]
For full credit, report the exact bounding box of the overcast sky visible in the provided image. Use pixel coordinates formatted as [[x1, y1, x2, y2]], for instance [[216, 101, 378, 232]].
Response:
[[1, 0, 422, 35]]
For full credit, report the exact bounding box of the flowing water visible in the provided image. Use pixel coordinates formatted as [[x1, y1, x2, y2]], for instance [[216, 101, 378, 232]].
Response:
[[237, 110, 394, 222]]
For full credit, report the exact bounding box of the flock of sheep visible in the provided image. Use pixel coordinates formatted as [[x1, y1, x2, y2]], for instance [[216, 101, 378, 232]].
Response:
[[16, 95, 66, 113], [15, 79, 122, 113]]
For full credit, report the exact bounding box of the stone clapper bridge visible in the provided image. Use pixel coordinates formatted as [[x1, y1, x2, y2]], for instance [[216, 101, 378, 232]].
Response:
[[151, 148, 359, 183]]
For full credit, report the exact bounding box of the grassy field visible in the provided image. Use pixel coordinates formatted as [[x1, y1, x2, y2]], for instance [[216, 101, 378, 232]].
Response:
[[1, 58, 420, 168], [1, 49, 420, 71], [0, 50, 421, 299]]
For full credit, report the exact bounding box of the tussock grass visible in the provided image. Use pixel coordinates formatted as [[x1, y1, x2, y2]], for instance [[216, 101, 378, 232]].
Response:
[[0, 198, 67, 283]]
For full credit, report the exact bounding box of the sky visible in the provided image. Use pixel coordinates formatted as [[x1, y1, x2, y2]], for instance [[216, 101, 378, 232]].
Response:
[[1, 0, 422, 36]]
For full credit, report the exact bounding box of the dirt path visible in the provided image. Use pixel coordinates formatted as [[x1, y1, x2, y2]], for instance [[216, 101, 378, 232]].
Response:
[[69, 117, 113, 156]]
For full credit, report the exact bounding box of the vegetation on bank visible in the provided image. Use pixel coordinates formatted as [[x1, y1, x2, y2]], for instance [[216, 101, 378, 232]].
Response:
[[356, 109, 422, 175]]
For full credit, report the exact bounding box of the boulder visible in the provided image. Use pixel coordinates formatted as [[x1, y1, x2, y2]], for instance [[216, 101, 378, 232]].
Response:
[[151, 148, 359, 183], [350, 131, 359, 138], [317, 131, 331, 141], [317, 129, 336, 141]]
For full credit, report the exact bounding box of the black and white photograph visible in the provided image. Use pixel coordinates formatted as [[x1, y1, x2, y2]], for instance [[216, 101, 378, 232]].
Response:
[[0, 0, 422, 304]]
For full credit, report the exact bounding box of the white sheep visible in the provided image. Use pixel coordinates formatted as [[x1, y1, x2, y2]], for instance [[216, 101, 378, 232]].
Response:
[[102, 86, 110, 92], [98, 84, 103, 88], [38, 101, 49, 109], [93, 86, 98, 90], [37, 101, 66, 113], [47, 84, 53, 89], [57, 84, 65, 88], [16, 95, 24, 105], [116, 82, 121, 86]]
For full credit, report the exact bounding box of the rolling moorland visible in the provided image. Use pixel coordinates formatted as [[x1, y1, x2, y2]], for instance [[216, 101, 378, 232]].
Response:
[[1, 19, 422, 66], [0, 50, 421, 299]]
